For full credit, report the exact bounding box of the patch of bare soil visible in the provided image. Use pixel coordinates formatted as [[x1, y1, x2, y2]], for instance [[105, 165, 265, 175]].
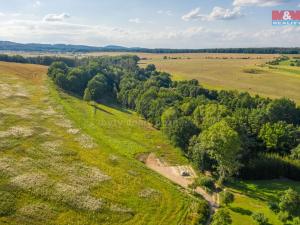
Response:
[[143, 153, 219, 213]]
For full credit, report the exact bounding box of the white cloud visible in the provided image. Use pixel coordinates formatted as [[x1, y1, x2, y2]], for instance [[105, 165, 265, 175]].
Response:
[[233, 0, 288, 7], [0, 17, 299, 48], [182, 8, 201, 21], [43, 13, 70, 22], [33, 1, 41, 8], [0, 12, 5, 17], [157, 10, 172, 16], [182, 7, 243, 21], [129, 18, 141, 24], [206, 7, 243, 21]]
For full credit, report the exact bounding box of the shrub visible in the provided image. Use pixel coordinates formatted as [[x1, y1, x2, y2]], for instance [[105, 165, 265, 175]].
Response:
[[279, 188, 300, 217], [252, 212, 268, 225], [291, 145, 300, 160], [185, 200, 210, 225], [292, 217, 300, 225], [0, 191, 16, 216], [243, 68, 262, 74], [220, 191, 234, 206], [196, 176, 215, 192], [278, 211, 289, 223], [211, 209, 232, 225], [268, 201, 279, 213]]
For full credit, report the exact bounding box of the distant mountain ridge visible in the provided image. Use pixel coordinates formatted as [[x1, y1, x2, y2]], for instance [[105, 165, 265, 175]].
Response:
[[0, 41, 299, 54]]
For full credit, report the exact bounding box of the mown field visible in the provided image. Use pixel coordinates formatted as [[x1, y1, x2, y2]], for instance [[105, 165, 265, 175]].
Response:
[[226, 180, 300, 225], [1, 58, 300, 225], [0, 61, 208, 225], [138, 53, 300, 104], [3, 51, 300, 103], [85, 52, 300, 104]]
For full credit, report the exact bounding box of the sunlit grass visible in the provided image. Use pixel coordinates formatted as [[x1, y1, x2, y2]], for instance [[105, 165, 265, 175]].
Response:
[[140, 54, 300, 104], [225, 180, 300, 225], [0, 62, 207, 225]]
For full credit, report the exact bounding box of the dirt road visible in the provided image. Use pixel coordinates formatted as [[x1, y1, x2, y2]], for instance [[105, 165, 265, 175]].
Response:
[[143, 153, 219, 212]]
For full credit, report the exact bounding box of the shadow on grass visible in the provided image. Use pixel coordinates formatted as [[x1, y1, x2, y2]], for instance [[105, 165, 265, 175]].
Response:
[[91, 104, 114, 115], [229, 206, 252, 216], [55, 84, 132, 115], [228, 179, 300, 207], [105, 103, 132, 115]]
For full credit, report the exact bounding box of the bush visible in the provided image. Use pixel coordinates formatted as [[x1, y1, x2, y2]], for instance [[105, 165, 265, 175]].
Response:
[[243, 68, 262, 74], [220, 191, 234, 206], [0, 191, 16, 216], [292, 217, 300, 225], [196, 176, 215, 192], [291, 145, 300, 160], [279, 188, 300, 217], [252, 212, 268, 225], [268, 201, 279, 213], [211, 209, 232, 225], [278, 211, 289, 223], [185, 200, 210, 225]]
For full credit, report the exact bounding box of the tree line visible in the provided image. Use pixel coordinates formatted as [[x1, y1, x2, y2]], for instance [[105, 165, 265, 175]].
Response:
[[0, 54, 84, 67], [1, 41, 300, 54], [47, 56, 299, 183]]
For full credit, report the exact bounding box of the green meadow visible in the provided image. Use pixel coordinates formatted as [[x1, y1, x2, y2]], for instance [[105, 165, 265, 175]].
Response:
[[0, 62, 208, 225], [226, 180, 300, 225], [1, 58, 300, 225]]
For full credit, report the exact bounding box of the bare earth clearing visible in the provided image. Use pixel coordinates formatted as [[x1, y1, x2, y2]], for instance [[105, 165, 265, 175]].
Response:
[[142, 153, 219, 211]]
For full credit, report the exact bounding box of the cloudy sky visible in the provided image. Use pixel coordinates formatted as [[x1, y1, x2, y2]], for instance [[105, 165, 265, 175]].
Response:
[[0, 0, 299, 48]]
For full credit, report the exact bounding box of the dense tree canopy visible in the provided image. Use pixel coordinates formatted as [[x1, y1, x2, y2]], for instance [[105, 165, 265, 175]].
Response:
[[259, 121, 299, 154], [194, 120, 241, 183], [48, 55, 300, 182], [84, 73, 114, 101]]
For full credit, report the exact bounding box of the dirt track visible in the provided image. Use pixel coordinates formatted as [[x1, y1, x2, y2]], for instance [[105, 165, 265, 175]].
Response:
[[144, 153, 219, 212]]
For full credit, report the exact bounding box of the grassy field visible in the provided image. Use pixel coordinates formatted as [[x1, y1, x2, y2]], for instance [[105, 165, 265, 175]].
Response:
[[0, 61, 208, 225], [85, 52, 300, 104], [1, 59, 300, 225], [2, 51, 300, 103], [226, 179, 300, 225], [138, 53, 300, 104]]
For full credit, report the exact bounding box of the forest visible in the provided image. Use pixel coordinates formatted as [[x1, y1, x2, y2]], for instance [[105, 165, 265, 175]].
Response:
[[47, 55, 300, 184]]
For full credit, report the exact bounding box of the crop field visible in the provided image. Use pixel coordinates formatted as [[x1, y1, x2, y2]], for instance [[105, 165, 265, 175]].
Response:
[[83, 52, 300, 104], [0, 61, 208, 225], [138, 53, 300, 104], [3, 51, 300, 103]]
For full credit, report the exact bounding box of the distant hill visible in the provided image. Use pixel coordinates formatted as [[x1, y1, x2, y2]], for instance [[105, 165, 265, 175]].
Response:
[[0, 41, 300, 54]]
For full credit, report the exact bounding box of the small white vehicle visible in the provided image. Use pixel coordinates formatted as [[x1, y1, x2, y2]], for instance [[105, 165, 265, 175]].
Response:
[[180, 171, 190, 177]]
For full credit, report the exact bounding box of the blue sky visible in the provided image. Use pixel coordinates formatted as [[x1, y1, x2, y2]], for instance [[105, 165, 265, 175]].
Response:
[[0, 0, 299, 48]]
